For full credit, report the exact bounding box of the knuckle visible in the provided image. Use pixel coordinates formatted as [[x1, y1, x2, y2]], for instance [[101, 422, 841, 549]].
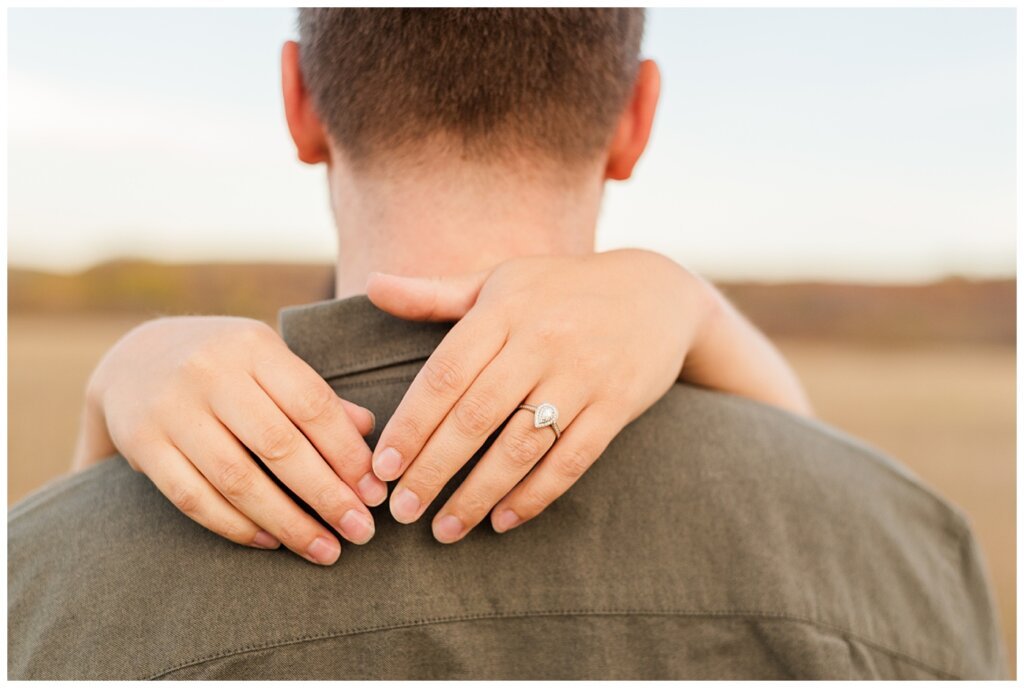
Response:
[[234, 319, 276, 346], [408, 459, 450, 493], [515, 483, 552, 517], [454, 490, 493, 520], [331, 438, 372, 475], [533, 326, 558, 345], [490, 257, 543, 294], [308, 482, 344, 515], [218, 520, 251, 544], [217, 461, 257, 500], [169, 485, 202, 517], [555, 446, 594, 481], [502, 424, 547, 468], [452, 394, 497, 437], [257, 423, 300, 462], [275, 518, 308, 548], [179, 349, 219, 382], [144, 385, 178, 414], [387, 413, 424, 446], [114, 423, 156, 457], [532, 319, 571, 346], [421, 356, 464, 396], [293, 383, 339, 425]]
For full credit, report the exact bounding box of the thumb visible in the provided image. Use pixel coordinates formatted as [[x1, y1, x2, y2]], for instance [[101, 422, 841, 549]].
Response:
[[365, 270, 489, 322]]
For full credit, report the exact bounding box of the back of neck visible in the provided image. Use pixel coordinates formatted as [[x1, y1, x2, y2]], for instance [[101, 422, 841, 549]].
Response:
[[328, 156, 604, 298]]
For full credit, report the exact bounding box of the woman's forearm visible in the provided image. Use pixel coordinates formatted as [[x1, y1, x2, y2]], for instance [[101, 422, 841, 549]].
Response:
[[681, 282, 813, 417]]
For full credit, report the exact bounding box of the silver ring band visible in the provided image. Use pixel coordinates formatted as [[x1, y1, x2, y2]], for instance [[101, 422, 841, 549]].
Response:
[[516, 402, 561, 440]]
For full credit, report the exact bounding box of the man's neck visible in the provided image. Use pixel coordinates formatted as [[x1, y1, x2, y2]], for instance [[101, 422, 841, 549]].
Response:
[[327, 154, 604, 298]]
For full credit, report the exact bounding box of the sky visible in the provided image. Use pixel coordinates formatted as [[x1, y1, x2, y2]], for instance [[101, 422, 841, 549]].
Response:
[[7, 8, 1017, 282]]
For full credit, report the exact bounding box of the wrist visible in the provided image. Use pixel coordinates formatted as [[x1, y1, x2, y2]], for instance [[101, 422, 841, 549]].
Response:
[[690, 276, 727, 346], [661, 258, 721, 351], [675, 270, 733, 382], [83, 341, 118, 421], [73, 370, 116, 470], [606, 248, 721, 359], [74, 322, 142, 470], [83, 317, 167, 413]]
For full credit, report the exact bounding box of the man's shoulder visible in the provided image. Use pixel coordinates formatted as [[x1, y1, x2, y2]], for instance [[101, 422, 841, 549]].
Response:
[[9, 457, 162, 547], [7, 384, 1004, 679], [606, 383, 1004, 677], [10, 458, 134, 526], [8, 384, 966, 541], [641, 382, 971, 534]]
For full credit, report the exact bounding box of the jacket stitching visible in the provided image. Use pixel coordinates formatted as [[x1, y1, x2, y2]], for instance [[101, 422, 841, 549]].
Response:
[[311, 347, 435, 380], [327, 374, 418, 390], [145, 608, 961, 680]]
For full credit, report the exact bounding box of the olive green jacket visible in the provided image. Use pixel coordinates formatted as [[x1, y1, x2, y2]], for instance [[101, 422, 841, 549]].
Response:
[[8, 297, 1005, 679]]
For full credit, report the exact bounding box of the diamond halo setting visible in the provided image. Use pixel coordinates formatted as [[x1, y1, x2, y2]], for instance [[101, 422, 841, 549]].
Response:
[[533, 402, 559, 429]]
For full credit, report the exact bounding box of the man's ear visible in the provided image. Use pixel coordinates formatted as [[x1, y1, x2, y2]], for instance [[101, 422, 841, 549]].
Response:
[[604, 60, 661, 181], [282, 40, 330, 165]]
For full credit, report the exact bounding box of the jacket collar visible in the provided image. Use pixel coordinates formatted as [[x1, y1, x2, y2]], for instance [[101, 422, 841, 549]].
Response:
[[278, 295, 451, 380]]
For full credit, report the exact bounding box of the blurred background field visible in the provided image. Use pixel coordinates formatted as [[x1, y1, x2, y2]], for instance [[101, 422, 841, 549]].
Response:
[[7, 262, 1015, 671]]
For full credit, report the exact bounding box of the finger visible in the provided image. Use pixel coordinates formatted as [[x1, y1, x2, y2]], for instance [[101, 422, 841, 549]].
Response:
[[490, 405, 618, 534], [339, 398, 375, 437], [250, 345, 385, 506], [366, 270, 489, 322], [431, 385, 586, 544], [372, 309, 507, 482], [142, 440, 279, 549], [170, 412, 344, 565], [209, 375, 377, 546], [388, 345, 537, 525]]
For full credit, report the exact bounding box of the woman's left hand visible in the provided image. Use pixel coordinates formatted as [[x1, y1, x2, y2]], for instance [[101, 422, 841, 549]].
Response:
[[366, 249, 714, 543]]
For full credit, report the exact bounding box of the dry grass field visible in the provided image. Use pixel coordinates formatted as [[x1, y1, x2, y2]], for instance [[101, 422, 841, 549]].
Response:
[[6, 266, 1016, 674]]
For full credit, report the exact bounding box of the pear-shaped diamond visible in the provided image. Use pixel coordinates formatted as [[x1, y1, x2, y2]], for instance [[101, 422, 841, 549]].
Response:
[[534, 403, 558, 428]]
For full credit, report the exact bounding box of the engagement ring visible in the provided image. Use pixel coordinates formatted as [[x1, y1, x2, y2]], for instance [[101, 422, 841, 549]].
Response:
[[516, 402, 561, 440]]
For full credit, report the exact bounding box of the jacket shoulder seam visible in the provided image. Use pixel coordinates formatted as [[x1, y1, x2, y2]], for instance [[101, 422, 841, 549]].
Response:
[[146, 608, 962, 680], [8, 459, 126, 523]]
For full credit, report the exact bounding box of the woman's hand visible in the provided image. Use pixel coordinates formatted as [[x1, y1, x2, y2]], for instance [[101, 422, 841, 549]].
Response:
[[366, 249, 718, 543], [75, 316, 386, 565]]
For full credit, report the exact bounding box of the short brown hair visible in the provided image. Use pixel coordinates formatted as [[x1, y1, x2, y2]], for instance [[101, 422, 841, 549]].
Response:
[[297, 8, 645, 168]]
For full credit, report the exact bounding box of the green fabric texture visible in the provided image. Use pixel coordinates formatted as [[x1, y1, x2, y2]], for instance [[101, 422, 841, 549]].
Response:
[[8, 296, 1006, 679]]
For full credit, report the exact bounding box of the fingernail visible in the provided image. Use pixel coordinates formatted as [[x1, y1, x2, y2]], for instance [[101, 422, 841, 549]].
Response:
[[306, 536, 341, 565], [493, 509, 522, 533], [390, 487, 422, 523], [339, 509, 375, 545], [373, 447, 403, 480], [365, 409, 376, 435], [357, 472, 388, 506], [433, 514, 465, 544], [252, 530, 280, 549]]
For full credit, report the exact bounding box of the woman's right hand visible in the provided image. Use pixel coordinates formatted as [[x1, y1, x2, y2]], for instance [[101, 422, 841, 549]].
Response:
[[74, 316, 385, 565]]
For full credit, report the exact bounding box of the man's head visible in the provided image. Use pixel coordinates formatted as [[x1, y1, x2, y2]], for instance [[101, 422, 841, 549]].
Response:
[[283, 8, 659, 181], [282, 9, 662, 297]]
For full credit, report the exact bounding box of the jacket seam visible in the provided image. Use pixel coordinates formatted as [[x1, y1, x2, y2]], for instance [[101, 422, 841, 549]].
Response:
[[8, 459, 122, 522], [312, 348, 434, 380], [327, 374, 418, 390], [145, 608, 961, 680]]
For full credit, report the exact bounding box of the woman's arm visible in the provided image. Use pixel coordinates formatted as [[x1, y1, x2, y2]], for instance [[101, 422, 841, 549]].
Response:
[[678, 272, 812, 416], [72, 386, 118, 470]]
